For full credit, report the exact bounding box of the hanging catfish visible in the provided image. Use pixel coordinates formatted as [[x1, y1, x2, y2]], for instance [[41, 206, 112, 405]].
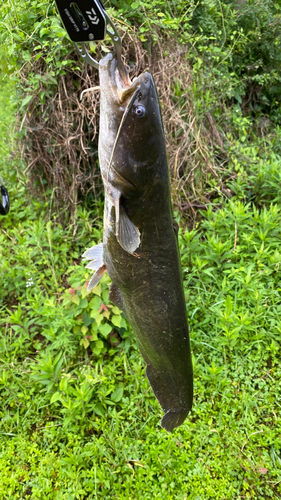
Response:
[[83, 53, 193, 432]]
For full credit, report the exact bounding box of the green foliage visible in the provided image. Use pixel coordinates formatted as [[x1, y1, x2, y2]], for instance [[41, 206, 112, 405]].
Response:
[[1, 0, 280, 220], [180, 199, 281, 355], [62, 276, 130, 355], [109, 0, 281, 118], [0, 207, 133, 360], [188, 0, 281, 118], [0, 0, 72, 75], [1, 0, 280, 117]]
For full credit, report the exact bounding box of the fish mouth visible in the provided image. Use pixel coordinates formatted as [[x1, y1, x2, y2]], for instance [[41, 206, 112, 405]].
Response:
[[115, 66, 144, 104], [101, 53, 148, 105]]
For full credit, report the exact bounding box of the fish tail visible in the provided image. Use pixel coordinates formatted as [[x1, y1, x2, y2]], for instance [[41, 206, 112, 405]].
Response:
[[146, 364, 192, 432], [161, 408, 190, 433]]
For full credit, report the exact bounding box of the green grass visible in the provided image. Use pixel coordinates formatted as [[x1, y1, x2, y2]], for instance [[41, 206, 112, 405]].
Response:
[[1, 85, 281, 499]]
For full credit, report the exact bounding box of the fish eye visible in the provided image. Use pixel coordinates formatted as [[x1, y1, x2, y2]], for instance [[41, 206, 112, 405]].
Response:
[[133, 105, 145, 118]]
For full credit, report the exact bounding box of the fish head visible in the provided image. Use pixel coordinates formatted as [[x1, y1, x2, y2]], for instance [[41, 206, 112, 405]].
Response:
[[99, 54, 166, 195]]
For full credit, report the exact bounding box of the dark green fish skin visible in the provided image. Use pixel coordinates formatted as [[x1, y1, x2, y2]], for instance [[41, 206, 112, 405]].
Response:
[[84, 53, 193, 432]]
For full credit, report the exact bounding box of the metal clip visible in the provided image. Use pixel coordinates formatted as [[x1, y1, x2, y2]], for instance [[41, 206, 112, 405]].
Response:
[[75, 11, 126, 76]]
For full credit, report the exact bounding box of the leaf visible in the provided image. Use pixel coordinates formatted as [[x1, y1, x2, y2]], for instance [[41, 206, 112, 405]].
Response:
[[130, 460, 145, 468], [100, 44, 111, 53], [50, 392, 61, 404], [258, 467, 268, 475], [40, 27, 49, 37], [94, 313, 104, 326], [89, 295, 102, 310], [102, 288, 109, 302], [99, 323, 112, 338], [202, 268, 216, 277], [82, 312, 91, 327], [59, 377, 68, 392], [111, 385, 123, 402], [20, 95, 33, 109], [92, 346, 101, 355], [225, 295, 232, 317], [234, 90, 242, 104], [111, 315, 122, 328], [120, 318, 127, 329], [94, 403, 105, 417], [92, 284, 101, 296], [111, 306, 121, 314], [81, 284, 89, 299], [71, 294, 80, 305], [80, 297, 88, 309], [102, 310, 110, 320], [81, 337, 90, 349], [90, 332, 98, 341]]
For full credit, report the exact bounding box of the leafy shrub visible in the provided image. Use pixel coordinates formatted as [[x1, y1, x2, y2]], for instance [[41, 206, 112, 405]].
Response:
[[63, 279, 130, 355], [189, 0, 281, 115]]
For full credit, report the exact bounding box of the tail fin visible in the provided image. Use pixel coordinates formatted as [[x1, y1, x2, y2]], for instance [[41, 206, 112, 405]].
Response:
[[146, 364, 192, 432], [161, 408, 190, 433]]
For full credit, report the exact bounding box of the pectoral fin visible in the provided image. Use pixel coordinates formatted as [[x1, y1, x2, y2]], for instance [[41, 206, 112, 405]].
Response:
[[82, 243, 107, 291], [173, 221, 179, 238], [115, 198, 140, 255]]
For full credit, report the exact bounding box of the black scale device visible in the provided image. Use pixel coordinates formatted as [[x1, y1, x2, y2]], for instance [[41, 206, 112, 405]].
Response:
[[54, 0, 107, 43], [54, 0, 123, 70], [0, 184, 9, 216]]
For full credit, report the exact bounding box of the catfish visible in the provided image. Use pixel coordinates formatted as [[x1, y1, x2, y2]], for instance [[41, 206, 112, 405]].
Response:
[[83, 53, 193, 432]]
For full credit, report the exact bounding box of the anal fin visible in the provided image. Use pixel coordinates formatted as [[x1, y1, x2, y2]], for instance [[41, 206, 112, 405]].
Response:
[[82, 242, 103, 263]]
